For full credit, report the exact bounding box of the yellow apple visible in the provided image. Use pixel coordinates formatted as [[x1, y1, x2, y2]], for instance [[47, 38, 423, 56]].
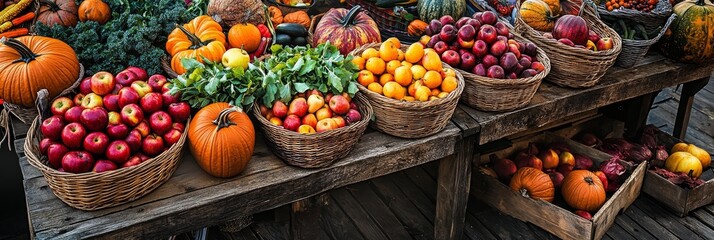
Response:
[[222, 48, 250, 70]]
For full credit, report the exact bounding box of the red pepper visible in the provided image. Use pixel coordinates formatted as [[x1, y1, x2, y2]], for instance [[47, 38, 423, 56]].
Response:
[[250, 37, 272, 61], [257, 24, 272, 38]]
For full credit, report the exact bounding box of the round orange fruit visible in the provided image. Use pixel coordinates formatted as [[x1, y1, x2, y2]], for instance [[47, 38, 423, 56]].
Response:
[[394, 66, 413, 87], [366, 57, 386, 75], [423, 71, 443, 89], [357, 70, 376, 87], [386, 60, 402, 75], [367, 82, 383, 94], [352, 56, 366, 70], [362, 48, 380, 59], [441, 76, 458, 93], [379, 73, 395, 85], [379, 41, 399, 62]]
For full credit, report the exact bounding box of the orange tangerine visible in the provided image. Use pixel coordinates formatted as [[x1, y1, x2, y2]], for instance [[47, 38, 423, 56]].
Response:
[[437, 92, 449, 98], [379, 41, 399, 61], [365, 57, 386, 75], [362, 48, 380, 59], [394, 66, 413, 86], [423, 71, 443, 89], [397, 49, 405, 61], [415, 86, 431, 101], [352, 56, 366, 70], [386, 60, 402, 75], [442, 68, 457, 78], [431, 88, 441, 96], [403, 96, 416, 102], [379, 73, 395, 85], [422, 51, 442, 71], [386, 37, 401, 49], [357, 70, 376, 87], [401, 61, 413, 68], [410, 65, 427, 80], [441, 76, 458, 93], [405, 43, 425, 63], [408, 80, 423, 97], [367, 82, 383, 94], [383, 81, 406, 100]]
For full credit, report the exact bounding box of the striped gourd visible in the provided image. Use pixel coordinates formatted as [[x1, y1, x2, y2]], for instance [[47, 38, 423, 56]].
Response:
[[659, 0, 714, 63], [417, 0, 467, 22]]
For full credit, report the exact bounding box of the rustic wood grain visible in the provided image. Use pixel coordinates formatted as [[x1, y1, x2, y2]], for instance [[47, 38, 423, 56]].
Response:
[[466, 199, 546, 239], [592, 161, 646, 240], [321, 195, 365, 240], [621, 204, 679, 240], [673, 78, 710, 139], [612, 214, 656, 240], [291, 194, 328, 240], [330, 189, 389, 240], [27, 124, 460, 239], [640, 196, 714, 238], [370, 176, 435, 240], [633, 197, 703, 239], [346, 181, 414, 240], [435, 137, 474, 240], [451, 105, 481, 138]]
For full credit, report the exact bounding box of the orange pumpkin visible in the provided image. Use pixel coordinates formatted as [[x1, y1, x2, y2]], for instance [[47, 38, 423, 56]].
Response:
[[509, 167, 555, 202], [268, 6, 283, 26], [665, 152, 703, 178], [312, 6, 381, 55], [188, 103, 255, 178], [0, 36, 79, 107], [671, 142, 711, 168], [78, 0, 111, 24], [227, 23, 262, 52], [408, 19, 428, 36], [36, 0, 78, 27], [561, 170, 606, 212], [283, 11, 311, 28], [166, 15, 227, 75]]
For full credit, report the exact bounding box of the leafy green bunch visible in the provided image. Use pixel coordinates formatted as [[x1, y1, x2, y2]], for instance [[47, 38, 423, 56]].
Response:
[[34, 0, 198, 76]]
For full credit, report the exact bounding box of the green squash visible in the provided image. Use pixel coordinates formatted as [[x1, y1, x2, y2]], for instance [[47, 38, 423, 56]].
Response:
[[417, 0, 467, 22], [660, 0, 714, 63]]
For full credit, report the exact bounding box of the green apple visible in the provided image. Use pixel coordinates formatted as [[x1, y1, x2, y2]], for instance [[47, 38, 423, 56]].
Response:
[[222, 48, 250, 70]]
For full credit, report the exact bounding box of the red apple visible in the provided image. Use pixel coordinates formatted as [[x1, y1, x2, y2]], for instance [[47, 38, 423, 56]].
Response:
[[477, 25, 498, 44], [458, 24, 476, 42], [73, 93, 85, 106], [130, 81, 152, 98], [525, 42, 538, 56], [460, 52, 477, 70], [149, 111, 173, 135], [79, 77, 92, 94], [61, 122, 87, 149], [288, 97, 309, 117], [490, 40, 508, 57], [80, 108, 108, 132], [167, 102, 191, 123], [548, 171, 565, 188], [64, 106, 83, 123], [90, 71, 115, 96], [426, 34, 441, 48], [161, 91, 180, 108], [62, 151, 94, 173], [106, 123, 130, 140], [107, 111, 121, 125], [531, 62, 546, 72], [507, 72, 518, 79], [596, 37, 613, 51], [500, 52, 519, 72], [349, 102, 358, 110], [121, 104, 144, 127], [307, 89, 323, 98], [41, 116, 65, 140], [494, 22, 510, 36], [172, 122, 185, 132], [103, 94, 120, 112], [283, 114, 302, 131], [51, 97, 74, 116], [575, 210, 592, 220], [83, 132, 110, 156], [163, 129, 182, 146], [117, 87, 140, 107], [115, 69, 138, 86], [106, 140, 131, 164], [558, 38, 575, 47], [429, 19, 443, 35], [328, 95, 350, 115], [40, 138, 55, 155], [434, 41, 449, 55], [93, 160, 117, 173], [472, 12, 483, 22], [482, 54, 499, 68], [315, 118, 337, 132], [439, 15, 455, 26], [125, 130, 142, 153], [466, 18, 481, 30], [593, 171, 609, 191], [47, 143, 69, 169], [486, 65, 505, 79], [441, 50, 461, 67], [457, 37, 475, 49], [440, 24, 457, 43], [140, 92, 163, 114], [455, 16, 470, 29], [142, 134, 165, 157], [344, 109, 362, 125], [301, 113, 318, 128], [112, 83, 122, 94], [588, 30, 600, 43], [519, 56, 532, 69], [481, 11, 498, 25], [332, 116, 346, 128], [80, 93, 103, 109], [557, 164, 574, 176], [472, 40, 488, 58], [520, 69, 539, 78], [272, 100, 288, 118], [161, 82, 172, 93], [472, 63, 486, 76], [134, 121, 151, 137], [126, 66, 148, 82], [508, 43, 521, 58], [123, 155, 143, 168], [147, 74, 168, 92]]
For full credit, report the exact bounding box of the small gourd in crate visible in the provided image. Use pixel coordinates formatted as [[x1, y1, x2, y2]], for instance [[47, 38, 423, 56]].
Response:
[[671, 142, 711, 169], [561, 170, 606, 212], [188, 102, 255, 178], [665, 151, 703, 178], [509, 167, 555, 202]]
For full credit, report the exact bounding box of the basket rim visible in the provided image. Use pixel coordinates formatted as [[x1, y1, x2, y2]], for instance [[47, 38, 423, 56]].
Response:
[[349, 42, 466, 108], [596, 0, 673, 18], [617, 13, 677, 45], [251, 92, 374, 138]]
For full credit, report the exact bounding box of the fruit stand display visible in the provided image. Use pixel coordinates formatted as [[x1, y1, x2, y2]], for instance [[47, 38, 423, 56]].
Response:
[[474, 132, 646, 240]]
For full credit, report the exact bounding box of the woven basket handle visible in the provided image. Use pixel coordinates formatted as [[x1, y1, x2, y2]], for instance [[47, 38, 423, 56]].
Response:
[[580, 0, 601, 20]]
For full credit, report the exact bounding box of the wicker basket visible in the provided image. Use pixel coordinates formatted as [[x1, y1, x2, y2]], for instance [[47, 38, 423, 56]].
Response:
[[23, 80, 188, 211], [458, 32, 551, 112], [265, 0, 315, 15], [349, 43, 465, 138], [252, 93, 373, 168], [513, 0, 622, 88], [612, 13, 675, 68], [597, 0, 673, 32], [344, 0, 421, 43]]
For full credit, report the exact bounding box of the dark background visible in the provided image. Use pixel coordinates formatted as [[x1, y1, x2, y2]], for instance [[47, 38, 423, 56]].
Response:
[[0, 112, 30, 240]]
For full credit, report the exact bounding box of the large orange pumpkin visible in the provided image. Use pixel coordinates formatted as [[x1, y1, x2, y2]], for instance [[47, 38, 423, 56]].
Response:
[[36, 0, 78, 27], [0, 36, 79, 107], [509, 167, 555, 202], [665, 151, 703, 178], [78, 0, 111, 24], [561, 170, 606, 212], [227, 23, 261, 52], [188, 103, 255, 178], [312, 5, 381, 55], [166, 15, 227, 75]]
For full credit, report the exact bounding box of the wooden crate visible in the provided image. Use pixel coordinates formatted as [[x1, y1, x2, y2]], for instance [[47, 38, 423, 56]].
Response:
[[472, 132, 647, 240]]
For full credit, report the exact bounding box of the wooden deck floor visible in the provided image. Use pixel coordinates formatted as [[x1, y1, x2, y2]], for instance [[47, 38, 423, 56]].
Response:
[[186, 80, 714, 240]]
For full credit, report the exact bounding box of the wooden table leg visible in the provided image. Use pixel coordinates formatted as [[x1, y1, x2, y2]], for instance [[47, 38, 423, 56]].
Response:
[[435, 136, 475, 240], [291, 193, 328, 240], [623, 92, 657, 138], [673, 77, 710, 140]]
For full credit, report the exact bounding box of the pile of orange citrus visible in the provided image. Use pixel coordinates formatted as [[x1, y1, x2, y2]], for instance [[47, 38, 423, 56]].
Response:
[[352, 38, 458, 102]]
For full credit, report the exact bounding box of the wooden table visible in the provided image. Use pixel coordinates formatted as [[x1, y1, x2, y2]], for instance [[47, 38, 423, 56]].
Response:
[[10, 53, 713, 240]]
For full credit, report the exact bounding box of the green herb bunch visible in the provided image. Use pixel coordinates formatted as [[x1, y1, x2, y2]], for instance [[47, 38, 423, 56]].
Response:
[[33, 0, 198, 76]]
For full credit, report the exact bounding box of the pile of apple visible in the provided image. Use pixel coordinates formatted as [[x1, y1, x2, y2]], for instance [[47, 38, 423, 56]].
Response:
[[423, 12, 546, 79], [542, 15, 614, 52], [40, 67, 191, 173], [257, 91, 362, 134]]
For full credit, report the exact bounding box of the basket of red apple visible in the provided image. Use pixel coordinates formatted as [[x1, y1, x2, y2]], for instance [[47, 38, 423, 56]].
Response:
[[252, 92, 373, 168], [348, 39, 465, 139], [23, 66, 191, 211], [422, 12, 551, 112], [514, 0, 622, 88]]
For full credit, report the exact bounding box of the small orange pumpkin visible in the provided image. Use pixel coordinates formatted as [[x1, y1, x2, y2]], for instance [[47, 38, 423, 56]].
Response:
[[188, 103, 255, 178], [408, 19, 428, 36], [520, 0, 558, 32], [665, 151, 703, 178], [78, 0, 111, 24], [227, 23, 262, 52], [671, 143, 711, 168], [509, 167, 555, 202], [268, 6, 283, 26], [166, 15, 227, 75], [283, 11, 311, 28], [561, 170, 606, 212]]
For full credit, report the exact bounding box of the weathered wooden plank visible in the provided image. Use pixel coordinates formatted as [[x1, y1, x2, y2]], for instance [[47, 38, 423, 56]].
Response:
[[346, 181, 414, 240], [11, 116, 31, 139], [291, 194, 328, 240], [31, 125, 460, 239], [251, 221, 288, 240], [664, 85, 714, 121], [370, 177, 435, 240], [655, 101, 714, 152], [621, 204, 679, 240], [603, 222, 636, 240], [330, 188, 390, 240], [389, 171, 437, 223], [219, 227, 261, 240], [404, 166, 438, 203], [466, 200, 544, 239], [632, 197, 703, 240], [611, 213, 656, 240], [451, 105, 481, 138], [640, 196, 714, 238], [435, 137, 473, 240], [321, 195, 365, 240], [690, 208, 714, 229]]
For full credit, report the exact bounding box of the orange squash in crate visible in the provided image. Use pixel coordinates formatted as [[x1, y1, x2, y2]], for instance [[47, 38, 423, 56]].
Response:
[[561, 170, 606, 212], [509, 167, 555, 202]]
